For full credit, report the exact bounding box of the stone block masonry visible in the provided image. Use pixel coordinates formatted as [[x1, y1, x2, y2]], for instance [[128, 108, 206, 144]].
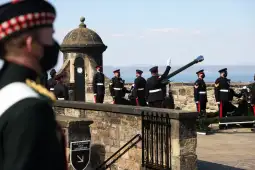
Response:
[[54, 101, 198, 170]]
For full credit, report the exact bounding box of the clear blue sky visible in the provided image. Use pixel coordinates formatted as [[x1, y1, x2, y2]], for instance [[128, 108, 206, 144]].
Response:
[[1, 0, 255, 69]]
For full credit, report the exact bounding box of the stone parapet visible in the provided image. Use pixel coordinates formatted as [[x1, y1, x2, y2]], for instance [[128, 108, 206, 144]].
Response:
[[54, 101, 198, 170]]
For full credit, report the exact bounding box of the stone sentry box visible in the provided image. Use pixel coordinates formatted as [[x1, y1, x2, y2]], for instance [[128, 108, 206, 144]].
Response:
[[57, 17, 108, 102], [54, 101, 198, 170]]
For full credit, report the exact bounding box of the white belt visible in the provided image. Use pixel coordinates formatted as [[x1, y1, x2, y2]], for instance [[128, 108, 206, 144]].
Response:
[[149, 89, 162, 93], [50, 88, 54, 91], [97, 83, 104, 86], [138, 88, 144, 91], [58, 98, 65, 100], [220, 89, 229, 92], [114, 88, 122, 90], [199, 91, 206, 94]]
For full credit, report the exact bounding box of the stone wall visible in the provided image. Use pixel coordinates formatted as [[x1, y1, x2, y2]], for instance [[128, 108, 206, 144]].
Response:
[[54, 102, 198, 170]]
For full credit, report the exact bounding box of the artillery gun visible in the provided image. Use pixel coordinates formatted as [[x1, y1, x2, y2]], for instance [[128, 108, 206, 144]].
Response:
[[128, 55, 205, 107], [197, 85, 255, 134]]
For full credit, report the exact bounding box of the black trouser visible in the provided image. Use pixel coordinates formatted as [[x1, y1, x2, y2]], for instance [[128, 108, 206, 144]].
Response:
[[114, 97, 131, 105], [196, 102, 206, 112], [218, 101, 230, 117], [136, 98, 147, 106], [95, 94, 104, 103], [148, 100, 163, 108]]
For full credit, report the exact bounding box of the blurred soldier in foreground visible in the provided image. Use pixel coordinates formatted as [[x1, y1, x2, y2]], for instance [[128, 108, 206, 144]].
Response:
[[146, 58, 171, 108], [54, 73, 69, 100], [132, 69, 147, 106], [0, 1, 67, 169], [92, 65, 105, 103], [214, 68, 230, 117], [48, 68, 57, 92], [109, 69, 130, 105], [194, 70, 207, 114]]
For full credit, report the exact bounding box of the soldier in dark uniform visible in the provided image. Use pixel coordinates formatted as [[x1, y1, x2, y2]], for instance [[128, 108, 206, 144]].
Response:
[[214, 68, 230, 118], [247, 74, 255, 115], [109, 69, 130, 105], [194, 69, 207, 114], [132, 69, 147, 106], [146, 58, 171, 108], [54, 73, 69, 100], [48, 68, 57, 92], [0, 1, 67, 170], [92, 65, 105, 103]]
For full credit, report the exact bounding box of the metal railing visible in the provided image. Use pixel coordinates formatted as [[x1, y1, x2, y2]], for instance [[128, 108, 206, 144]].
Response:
[[96, 134, 142, 170], [142, 111, 171, 170]]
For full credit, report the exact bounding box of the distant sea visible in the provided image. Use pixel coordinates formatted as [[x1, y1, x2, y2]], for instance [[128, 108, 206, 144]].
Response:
[[103, 65, 255, 83]]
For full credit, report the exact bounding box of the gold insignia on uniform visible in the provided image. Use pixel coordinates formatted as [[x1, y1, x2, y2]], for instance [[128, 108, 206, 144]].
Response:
[[25, 79, 56, 102], [215, 83, 219, 87]]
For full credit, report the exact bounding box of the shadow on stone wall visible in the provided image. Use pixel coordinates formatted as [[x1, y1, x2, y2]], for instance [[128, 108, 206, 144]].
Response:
[[89, 144, 106, 169], [198, 160, 245, 170]]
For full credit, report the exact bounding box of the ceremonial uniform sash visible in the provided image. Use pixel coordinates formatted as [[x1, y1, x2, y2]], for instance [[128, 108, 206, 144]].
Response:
[[0, 82, 39, 118]]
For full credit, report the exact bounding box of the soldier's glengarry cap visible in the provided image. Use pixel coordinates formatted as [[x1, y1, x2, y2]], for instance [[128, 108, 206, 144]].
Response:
[[196, 69, 204, 74], [0, 0, 56, 41], [136, 69, 143, 74], [113, 69, 120, 73], [149, 66, 158, 73], [218, 68, 227, 73]]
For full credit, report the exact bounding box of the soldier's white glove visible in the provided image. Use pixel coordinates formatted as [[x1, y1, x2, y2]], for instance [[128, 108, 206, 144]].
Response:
[[216, 102, 220, 104], [167, 58, 171, 66], [195, 101, 199, 103]]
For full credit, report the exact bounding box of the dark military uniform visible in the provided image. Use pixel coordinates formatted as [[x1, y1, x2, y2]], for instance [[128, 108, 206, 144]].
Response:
[[92, 66, 105, 103], [162, 82, 175, 109], [54, 74, 69, 100], [47, 69, 57, 92], [194, 70, 207, 113], [132, 69, 147, 106], [39, 71, 48, 88], [109, 69, 130, 105], [0, 2, 67, 169], [146, 66, 171, 108], [247, 75, 255, 115], [214, 68, 230, 117], [0, 63, 67, 170]]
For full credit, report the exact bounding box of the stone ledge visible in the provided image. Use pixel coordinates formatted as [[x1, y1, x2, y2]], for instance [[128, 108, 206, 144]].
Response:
[[54, 101, 198, 120]]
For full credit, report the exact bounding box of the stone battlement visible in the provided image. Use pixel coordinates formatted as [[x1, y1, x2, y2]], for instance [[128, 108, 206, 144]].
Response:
[[54, 101, 198, 170]]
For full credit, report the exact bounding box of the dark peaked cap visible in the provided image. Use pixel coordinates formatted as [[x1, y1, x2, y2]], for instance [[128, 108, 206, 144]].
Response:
[[136, 69, 143, 74], [113, 69, 120, 73], [149, 66, 158, 73], [218, 68, 227, 73], [0, 0, 56, 42], [196, 69, 204, 74]]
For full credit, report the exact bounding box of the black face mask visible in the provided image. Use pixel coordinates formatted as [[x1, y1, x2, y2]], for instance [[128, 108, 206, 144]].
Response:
[[223, 72, 228, 77], [40, 40, 60, 72]]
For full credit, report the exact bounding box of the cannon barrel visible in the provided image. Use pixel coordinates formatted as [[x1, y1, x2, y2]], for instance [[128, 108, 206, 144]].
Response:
[[161, 55, 204, 84]]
